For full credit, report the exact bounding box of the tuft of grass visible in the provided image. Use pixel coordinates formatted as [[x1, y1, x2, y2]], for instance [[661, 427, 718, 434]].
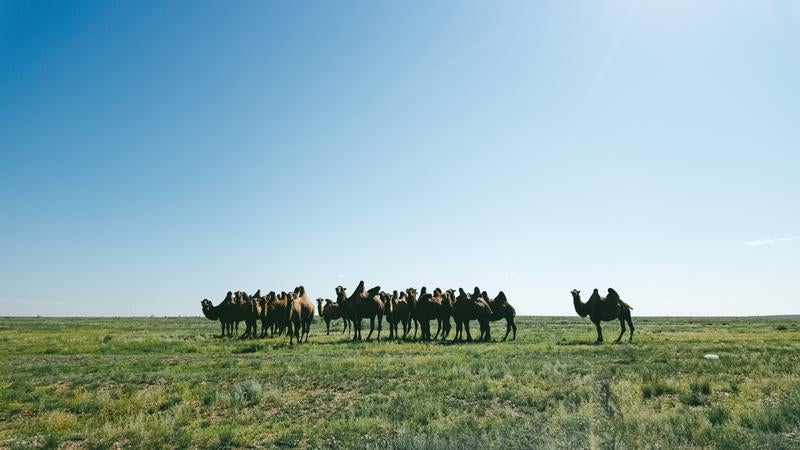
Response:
[[642, 381, 679, 399]]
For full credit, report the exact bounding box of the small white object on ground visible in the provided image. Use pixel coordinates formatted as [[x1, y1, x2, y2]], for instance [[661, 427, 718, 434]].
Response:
[[704, 354, 719, 360]]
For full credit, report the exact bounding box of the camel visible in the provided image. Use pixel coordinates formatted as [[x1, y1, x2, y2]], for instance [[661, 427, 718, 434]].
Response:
[[431, 288, 453, 340], [334, 286, 354, 337], [405, 287, 420, 339], [436, 289, 456, 340], [338, 281, 384, 341], [265, 291, 290, 337], [414, 288, 452, 341], [287, 286, 315, 344], [221, 290, 261, 340], [571, 288, 634, 344], [201, 295, 231, 338], [384, 290, 411, 340], [451, 288, 492, 342], [482, 290, 517, 341], [317, 298, 347, 335]]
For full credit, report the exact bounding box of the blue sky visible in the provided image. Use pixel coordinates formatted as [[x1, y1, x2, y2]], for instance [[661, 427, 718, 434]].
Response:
[[1, 1, 798, 316]]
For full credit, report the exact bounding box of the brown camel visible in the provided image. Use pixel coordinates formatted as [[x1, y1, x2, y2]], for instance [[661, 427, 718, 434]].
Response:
[[482, 290, 517, 341], [384, 290, 411, 340], [571, 288, 634, 344], [339, 281, 384, 341], [405, 287, 420, 339], [436, 289, 456, 340], [451, 288, 492, 342], [265, 291, 290, 337], [287, 286, 315, 344], [317, 298, 346, 335]]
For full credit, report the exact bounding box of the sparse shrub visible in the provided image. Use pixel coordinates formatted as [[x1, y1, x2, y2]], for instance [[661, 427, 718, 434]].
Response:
[[707, 405, 729, 426], [681, 391, 707, 406], [691, 381, 711, 395], [642, 381, 678, 399], [233, 379, 263, 406]]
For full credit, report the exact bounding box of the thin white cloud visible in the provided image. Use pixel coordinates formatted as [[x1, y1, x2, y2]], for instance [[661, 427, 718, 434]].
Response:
[[337, 274, 345, 278], [745, 236, 797, 246], [504, 271, 518, 278]]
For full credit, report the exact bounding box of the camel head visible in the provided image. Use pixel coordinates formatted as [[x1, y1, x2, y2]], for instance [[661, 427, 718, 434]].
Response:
[[201, 299, 219, 320], [335, 286, 347, 304], [316, 298, 324, 315], [571, 289, 589, 318]]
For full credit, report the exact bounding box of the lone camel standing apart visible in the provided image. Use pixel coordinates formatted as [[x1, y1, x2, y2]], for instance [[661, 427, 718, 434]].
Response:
[[571, 288, 634, 344]]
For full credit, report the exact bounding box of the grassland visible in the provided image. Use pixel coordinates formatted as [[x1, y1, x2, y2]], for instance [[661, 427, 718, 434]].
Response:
[[1, 316, 799, 449]]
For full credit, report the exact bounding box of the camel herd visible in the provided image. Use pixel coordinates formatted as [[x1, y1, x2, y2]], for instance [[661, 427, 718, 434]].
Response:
[[201, 281, 518, 344], [201, 282, 636, 345]]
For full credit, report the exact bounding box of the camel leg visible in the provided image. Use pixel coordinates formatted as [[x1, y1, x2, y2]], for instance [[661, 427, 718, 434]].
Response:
[[305, 320, 311, 342], [465, 321, 473, 342], [413, 320, 418, 340], [366, 317, 375, 341], [503, 319, 512, 342], [594, 321, 603, 344], [615, 317, 626, 343], [511, 319, 517, 341], [325, 319, 330, 335], [433, 319, 442, 340], [377, 316, 383, 341], [626, 314, 635, 341]]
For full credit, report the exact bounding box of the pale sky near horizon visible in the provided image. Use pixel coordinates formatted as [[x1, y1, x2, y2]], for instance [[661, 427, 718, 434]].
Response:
[[1, 1, 798, 317]]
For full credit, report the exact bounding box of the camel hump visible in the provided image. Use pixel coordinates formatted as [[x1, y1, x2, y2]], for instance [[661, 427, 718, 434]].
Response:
[[355, 280, 365, 295], [367, 285, 381, 297], [495, 291, 508, 304]]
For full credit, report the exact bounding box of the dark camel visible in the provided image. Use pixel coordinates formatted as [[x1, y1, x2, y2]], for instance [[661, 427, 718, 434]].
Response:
[[265, 291, 290, 337], [571, 288, 634, 343], [451, 288, 492, 342], [338, 281, 384, 341], [481, 291, 517, 341]]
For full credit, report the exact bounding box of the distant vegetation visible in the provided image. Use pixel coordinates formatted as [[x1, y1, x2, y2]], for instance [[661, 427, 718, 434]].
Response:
[[1, 316, 799, 448]]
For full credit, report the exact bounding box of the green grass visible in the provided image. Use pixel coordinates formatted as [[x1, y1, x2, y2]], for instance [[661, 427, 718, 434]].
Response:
[[1, 316, 799, 449]]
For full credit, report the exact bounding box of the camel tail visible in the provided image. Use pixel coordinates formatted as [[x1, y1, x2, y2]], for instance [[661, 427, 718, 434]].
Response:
[[621, 301, 633, 310]]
